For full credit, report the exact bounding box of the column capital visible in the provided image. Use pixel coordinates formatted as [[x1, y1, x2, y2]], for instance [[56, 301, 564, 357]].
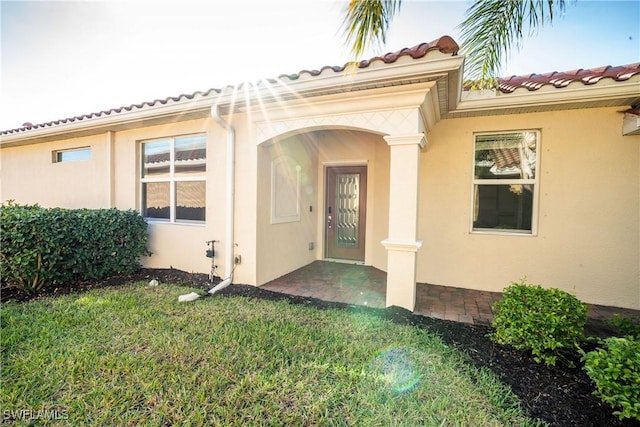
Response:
[[383, 133, 426, 149]]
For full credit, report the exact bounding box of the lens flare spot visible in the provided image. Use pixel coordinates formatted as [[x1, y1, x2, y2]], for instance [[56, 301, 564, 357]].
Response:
[[369, 347, 421, 394]]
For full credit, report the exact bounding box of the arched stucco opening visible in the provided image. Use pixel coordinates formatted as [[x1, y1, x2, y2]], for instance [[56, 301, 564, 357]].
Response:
[[255, 126, 390, 286]]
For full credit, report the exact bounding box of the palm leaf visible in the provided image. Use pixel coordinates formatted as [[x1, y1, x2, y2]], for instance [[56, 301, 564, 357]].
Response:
[[342, 0, 402, 58], [459, 0, 566, 83]]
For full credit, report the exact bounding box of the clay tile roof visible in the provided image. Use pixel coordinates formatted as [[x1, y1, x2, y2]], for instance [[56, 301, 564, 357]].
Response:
[[0, 37, 459, 136], [0, 88, 222, 136], [277, 35, 459, 80], [356, 35, 459, 68], [4, 37, 640, 136], [497, 63, 640, 93]]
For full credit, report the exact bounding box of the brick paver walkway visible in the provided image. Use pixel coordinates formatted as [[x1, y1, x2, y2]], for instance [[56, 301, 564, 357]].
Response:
[[262, 260, 639, 325]]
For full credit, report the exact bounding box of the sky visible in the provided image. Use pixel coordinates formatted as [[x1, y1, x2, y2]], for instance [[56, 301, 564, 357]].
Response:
[[1, 0, 639, 131]]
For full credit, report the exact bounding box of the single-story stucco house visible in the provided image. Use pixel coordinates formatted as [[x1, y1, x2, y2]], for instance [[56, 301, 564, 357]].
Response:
[[1, 36, 639, 311]]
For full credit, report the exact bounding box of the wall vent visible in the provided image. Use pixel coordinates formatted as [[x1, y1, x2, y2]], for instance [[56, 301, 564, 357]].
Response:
[[623, 112, 640, 136]]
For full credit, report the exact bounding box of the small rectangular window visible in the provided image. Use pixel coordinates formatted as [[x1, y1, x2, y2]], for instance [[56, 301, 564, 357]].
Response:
[[471, 131, 539, 234], [53, 147, 91, 163], [140, 134, 206, 224]]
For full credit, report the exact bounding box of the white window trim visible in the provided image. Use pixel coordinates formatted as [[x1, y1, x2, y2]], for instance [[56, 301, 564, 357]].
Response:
[[140, 134, 206, 225], [469, 130, 540, 236]]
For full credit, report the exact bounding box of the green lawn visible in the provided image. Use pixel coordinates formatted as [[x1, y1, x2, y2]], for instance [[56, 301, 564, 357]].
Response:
[[1, 283, 544, 426]]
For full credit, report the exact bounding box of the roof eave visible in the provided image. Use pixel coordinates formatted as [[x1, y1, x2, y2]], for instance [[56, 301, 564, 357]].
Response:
[[1, 53, 464, 147], [449, 78, 640, 117], [241, 54, 463, 105], [0, 98, 215, 147]]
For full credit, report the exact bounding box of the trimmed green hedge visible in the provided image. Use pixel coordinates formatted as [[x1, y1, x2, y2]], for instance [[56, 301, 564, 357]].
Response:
[[490, 279, 587, 366], [1, 202, 150, 293], [582, 336, 640, 421]]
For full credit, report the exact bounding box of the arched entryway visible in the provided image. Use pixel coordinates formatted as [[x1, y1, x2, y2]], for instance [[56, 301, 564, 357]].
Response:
[[255, 127, 390, 287], [249, 82, 439, 311]]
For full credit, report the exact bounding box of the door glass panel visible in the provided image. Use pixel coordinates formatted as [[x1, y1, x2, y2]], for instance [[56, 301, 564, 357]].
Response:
[[335, 173, 359, 248]]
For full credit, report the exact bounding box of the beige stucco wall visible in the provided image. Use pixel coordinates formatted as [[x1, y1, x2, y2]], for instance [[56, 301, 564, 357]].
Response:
[[255, 133, 319, 285], [110, 118, 224, 276], [0, 118, 231, 277], [229, 115, 259, 286], [418, 106, 640, 309], [0, 134, 111, 208], [2, 102, 637, 310]]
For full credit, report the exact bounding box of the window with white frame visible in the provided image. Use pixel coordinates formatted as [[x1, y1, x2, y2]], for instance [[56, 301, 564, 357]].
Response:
[[141, 134, 206, 223], [472, 131, 539, 234], [53, 147, 91, 163]]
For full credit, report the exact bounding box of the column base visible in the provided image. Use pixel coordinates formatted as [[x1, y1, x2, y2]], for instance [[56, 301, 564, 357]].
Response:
[[381, 239, 422, 311]]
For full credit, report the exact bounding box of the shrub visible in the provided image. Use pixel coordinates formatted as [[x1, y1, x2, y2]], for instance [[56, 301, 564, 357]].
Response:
[[0, 202, 150, 293], [582, 336, 640, 421], [606, 314, 640, 338], [490, 279, 587, 366]]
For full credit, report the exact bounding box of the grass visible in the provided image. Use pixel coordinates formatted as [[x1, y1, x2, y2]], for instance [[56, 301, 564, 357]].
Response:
[[1, 283, 545, 426]]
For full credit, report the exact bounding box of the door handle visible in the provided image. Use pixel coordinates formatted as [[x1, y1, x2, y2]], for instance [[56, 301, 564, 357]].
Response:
[[327, 215, 332, 229]]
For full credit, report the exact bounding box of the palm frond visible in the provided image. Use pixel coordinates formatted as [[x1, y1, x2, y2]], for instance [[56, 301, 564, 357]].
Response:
[[341, 0, 401, 59], [459, 0, 566, 82]]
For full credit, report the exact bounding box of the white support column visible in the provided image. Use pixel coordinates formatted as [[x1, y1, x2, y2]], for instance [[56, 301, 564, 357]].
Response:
[[382, 133, 426, 311]]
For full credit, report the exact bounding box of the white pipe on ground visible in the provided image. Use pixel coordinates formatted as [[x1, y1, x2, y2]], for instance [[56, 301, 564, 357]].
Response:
[[208, 277, 232, 295], [178, 104, 236, 302], [178, 292, 201, 302]]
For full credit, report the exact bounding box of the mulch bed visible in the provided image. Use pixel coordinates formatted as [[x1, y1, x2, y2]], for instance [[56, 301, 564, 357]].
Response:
[[3, 268, 638, 427]]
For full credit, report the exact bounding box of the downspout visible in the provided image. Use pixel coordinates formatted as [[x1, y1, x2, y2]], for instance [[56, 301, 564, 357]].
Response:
[[178, 105, 235, 302], [208, 104, 235, 294]]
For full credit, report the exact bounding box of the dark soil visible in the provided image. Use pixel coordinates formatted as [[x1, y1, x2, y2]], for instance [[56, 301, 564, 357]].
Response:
[[3, 268, 638, 427]]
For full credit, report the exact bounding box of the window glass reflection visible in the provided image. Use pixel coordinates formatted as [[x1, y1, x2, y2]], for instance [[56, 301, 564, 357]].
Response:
[[142, 140, 171, 178], [175, 136, 206, 176], [176, 181, 205, 221], [474, 132, 536, 180], [473, 184, 533, 231], [142, 182, 170, 220]]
